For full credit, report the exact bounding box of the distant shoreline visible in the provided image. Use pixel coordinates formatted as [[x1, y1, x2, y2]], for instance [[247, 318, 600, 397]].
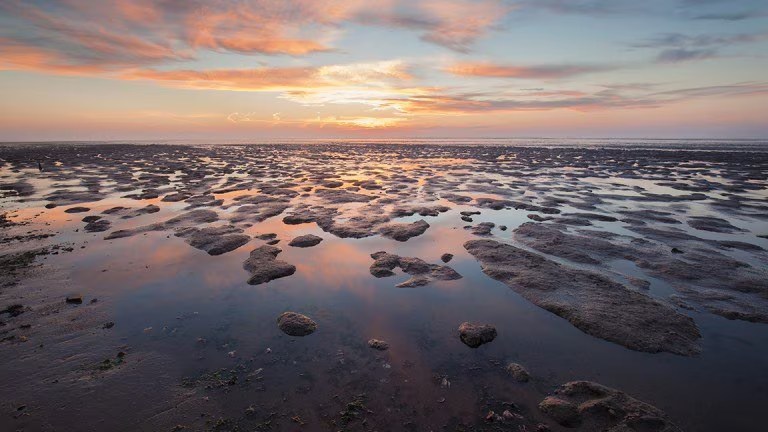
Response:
[[2, 138, 767, 152]]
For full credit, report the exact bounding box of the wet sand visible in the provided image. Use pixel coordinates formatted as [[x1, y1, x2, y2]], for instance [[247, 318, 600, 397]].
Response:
[[1, 142, 767, 431]]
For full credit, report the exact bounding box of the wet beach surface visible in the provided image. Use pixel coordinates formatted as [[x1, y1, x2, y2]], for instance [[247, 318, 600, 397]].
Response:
[[1, 142, 767, 431]]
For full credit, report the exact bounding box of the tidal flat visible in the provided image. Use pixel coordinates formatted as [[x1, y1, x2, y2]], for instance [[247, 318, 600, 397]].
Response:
[[1, 142, 767, 431]]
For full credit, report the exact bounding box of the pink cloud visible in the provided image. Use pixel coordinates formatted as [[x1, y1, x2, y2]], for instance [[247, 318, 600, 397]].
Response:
[[446, 62, 615, 79]]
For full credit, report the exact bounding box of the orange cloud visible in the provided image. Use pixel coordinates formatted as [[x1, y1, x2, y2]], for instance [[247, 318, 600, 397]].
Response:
[[0, 0, 516, 79], [418, 0, 510, 52], [446, 62, 615, 79], [0, 38, 111, 75], [123, 67, 321, 91], [122, 60, 412, 92]]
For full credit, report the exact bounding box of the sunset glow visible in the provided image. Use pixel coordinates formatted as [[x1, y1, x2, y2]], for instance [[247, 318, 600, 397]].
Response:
[[1, 0, 767, 140]]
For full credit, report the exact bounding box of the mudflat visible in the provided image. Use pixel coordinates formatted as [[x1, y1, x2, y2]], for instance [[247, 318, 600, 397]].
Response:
[[1, 142, 767, 431]]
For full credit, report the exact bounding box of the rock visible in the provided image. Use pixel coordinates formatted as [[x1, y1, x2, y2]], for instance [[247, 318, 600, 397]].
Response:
[[464, 239, 701, 356], [120, 204, 160, 219], [315, 188, 373, 204], [82, 215, 101, 223], [467, 222, 495, 236], [443, 193, 473, 203], [1, 304, 25, 317], [368, 339, 389, 350], [64, 206, 90, 214], [517, 222, 768, 324], [175, 225, 250, 255], [321, 180, 344, 188], [102, 206, 129, 215], [390, 205, 450, 218], [243, 245, 296, 284], [65, 295, 83, 304], [618, 209, 680, 225], [379, 220, 430, 241], [688, 216, 745, 233], [538, 397, 580, 427], [528, 214, 554, 222], [505, 362, 531, 382], [161, 192, 191, 202], [227, 195, 291, 223], [458, 322, 497, 348], [440, 253, 453, 263], [105, 210, 219, 240], [277, 312, 317, 336], [103, 322, 115, 329], [396, 276, 430, 288], [539, 381, 682, 431], [562, 212, 618, 222], [288, 234, 323, 248], [84, 219, 111, 233], [369, 251, 462, 287], [475, 198, 511, 210]]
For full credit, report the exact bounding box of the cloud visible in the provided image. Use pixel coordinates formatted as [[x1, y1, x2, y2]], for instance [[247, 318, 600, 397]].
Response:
[[649, 82, 768, 98], [692, 11, 766, 21], [632, 31, 768, 63], [123, 60, 411, 92], [121, 57, 768, 121], [415, 0, 510, 52], [345, 0, 511, 52], [446, 62, 614, 79], [0, 0, 514, 76], [655, 48, 718, 63], [512, 0, 768, 25], [681, 0, 768, 20], [514, 0, 645, 15]]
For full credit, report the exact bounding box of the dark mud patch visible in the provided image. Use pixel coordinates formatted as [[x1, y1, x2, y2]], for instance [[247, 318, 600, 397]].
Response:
[[288, 234, 323, 248], [539, 381, 682, 431], [379, 219, 430, 242], [175, 225, 250, 255], [369, 251, 462, 287], [464, 239, 701, 355], [105, 209, 219, 240], [243, 245, 296, 285]]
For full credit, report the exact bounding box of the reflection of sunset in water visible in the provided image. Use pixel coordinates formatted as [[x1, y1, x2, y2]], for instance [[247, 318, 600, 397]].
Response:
[[2, 142, 768, 432]]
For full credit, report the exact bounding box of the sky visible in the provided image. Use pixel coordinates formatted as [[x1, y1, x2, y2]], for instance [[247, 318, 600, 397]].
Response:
[[0, 0, 767, 141]]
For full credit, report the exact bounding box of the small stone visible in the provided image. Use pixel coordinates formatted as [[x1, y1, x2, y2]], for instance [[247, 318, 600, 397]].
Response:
[[440, 253, 454, 263], [458, 322, 497, 348], [277, 312, 317, 336], [65, 295, 83, 304], [368, 339, 389, 350], [538, 396, 580, 427], [103, 322, 115, 329], [506, 362, 531, 382], [288, 234, 323, 248], [64, 206, 90, 214]]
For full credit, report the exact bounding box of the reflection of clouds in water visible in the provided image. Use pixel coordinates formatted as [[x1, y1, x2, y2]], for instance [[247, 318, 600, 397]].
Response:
[[3, 144, 768, 432]]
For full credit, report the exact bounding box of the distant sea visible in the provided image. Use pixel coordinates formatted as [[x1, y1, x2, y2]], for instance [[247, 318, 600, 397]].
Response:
[[2, 138, 768, 151]]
